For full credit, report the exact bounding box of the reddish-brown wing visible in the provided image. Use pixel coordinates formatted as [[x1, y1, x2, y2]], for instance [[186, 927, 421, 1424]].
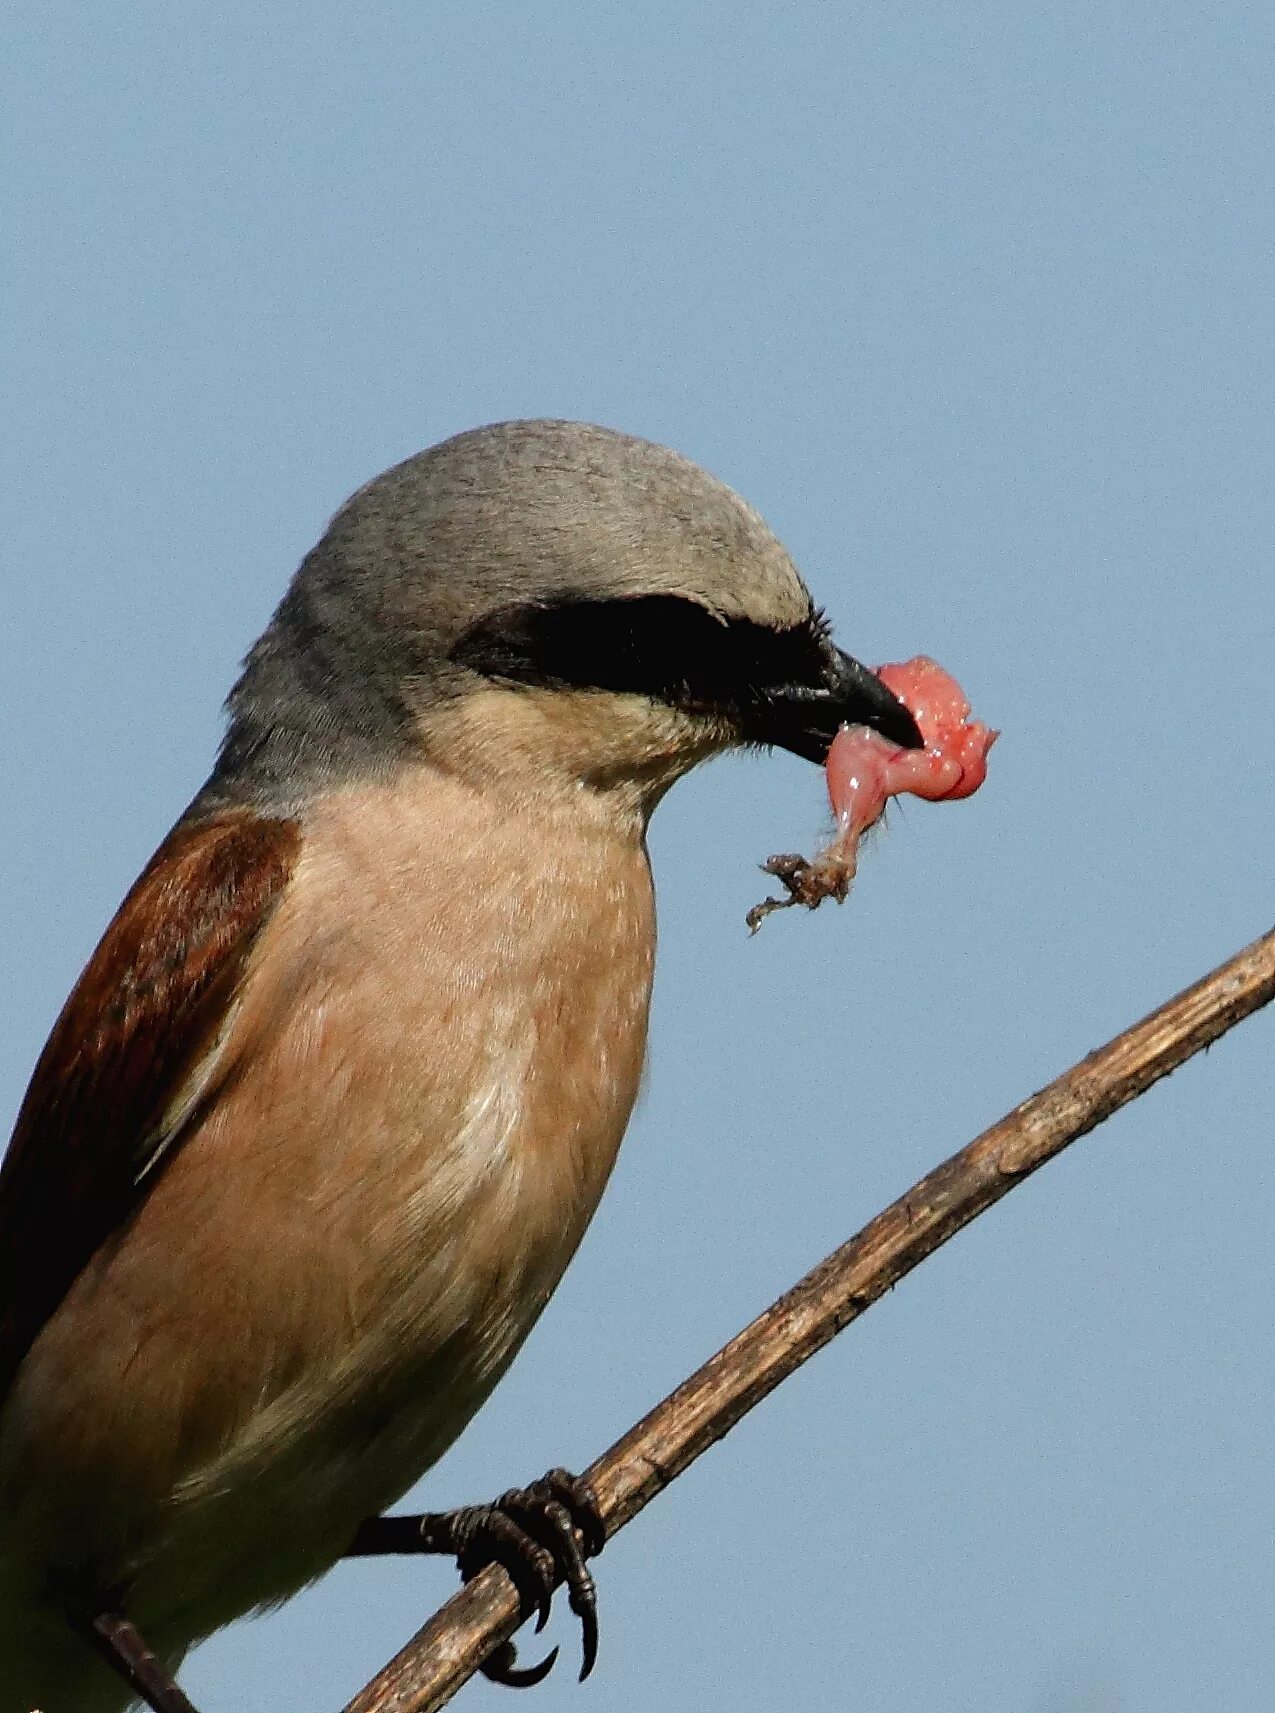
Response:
[[0, 810, 299, 1404]]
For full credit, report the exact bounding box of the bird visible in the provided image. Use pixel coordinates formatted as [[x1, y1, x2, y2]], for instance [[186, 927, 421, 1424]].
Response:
[[0, 419, 921, 1713]]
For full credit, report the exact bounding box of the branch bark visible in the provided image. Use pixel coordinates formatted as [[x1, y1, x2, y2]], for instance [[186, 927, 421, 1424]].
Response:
[[342, 924, 1275, 1713]]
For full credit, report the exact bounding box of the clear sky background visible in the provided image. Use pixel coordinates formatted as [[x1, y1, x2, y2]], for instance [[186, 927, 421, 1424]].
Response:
[[2, 6, 1272, 1711]]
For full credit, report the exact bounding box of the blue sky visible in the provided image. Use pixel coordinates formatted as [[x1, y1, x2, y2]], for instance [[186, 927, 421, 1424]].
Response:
[[2, 6, 1272, 1710]]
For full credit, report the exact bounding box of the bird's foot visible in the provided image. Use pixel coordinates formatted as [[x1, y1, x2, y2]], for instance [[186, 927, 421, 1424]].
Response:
[[348, 1467, 606, 1687], [71, 1610, 201, 1713]]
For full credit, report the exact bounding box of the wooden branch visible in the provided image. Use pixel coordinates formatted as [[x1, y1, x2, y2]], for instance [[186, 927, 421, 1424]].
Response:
[[342, 925, 1275, 1713]]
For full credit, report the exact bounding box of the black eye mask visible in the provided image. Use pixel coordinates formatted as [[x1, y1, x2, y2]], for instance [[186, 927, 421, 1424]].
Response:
[[451, 592, 831, 716]]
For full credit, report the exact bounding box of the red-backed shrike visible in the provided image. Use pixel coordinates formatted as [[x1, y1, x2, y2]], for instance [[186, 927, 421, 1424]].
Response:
[[0, 421, 919, 1712]]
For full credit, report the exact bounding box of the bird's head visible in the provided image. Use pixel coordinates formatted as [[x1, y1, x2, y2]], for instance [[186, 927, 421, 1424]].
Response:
[[212, 420, 921, 825]]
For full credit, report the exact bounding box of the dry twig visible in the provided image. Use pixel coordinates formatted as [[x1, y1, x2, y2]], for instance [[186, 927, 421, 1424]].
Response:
[[342, 925, 1275, 1713]]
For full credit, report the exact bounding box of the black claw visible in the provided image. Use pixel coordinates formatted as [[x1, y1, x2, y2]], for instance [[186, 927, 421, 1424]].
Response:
[[348, 1468, 606, 1689], [574, 1593, 599, 1682], [482, 1641, 560, 1688]]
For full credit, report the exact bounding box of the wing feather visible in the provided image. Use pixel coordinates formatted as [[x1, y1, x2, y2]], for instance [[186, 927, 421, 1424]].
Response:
[[0, 809, 299, 1403]]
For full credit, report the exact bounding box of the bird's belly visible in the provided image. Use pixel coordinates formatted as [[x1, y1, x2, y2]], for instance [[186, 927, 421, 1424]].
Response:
[[137, 1227, 556, 1642]]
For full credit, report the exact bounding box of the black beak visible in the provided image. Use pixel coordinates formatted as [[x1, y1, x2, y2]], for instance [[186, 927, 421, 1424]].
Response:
[[750, 643, 924, 763]]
